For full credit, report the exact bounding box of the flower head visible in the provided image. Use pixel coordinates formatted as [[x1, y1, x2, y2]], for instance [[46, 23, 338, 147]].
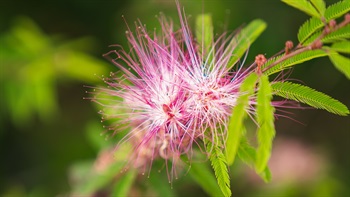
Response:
[[98, 13, 199, 177], [92, 3, 291, 180]]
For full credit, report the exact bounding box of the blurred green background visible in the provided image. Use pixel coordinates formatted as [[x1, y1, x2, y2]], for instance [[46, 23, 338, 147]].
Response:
[[1, 0, 349, 196]]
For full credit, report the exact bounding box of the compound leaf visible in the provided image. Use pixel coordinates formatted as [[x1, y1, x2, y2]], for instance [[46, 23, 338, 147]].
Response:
[[225, 20, 266, 70], [325, 0, 350, 20], [238, 134, 272, 182], [255, 75, 275, 173], [330, 41, 350, 54], [226, 73, 258, 166], [328, 52, 350, 79], [310, 0, 326, 15], [263, 50, 328, 75], [189, 161, 224, 197], [281, 0, 320, 17], [206, 139, 231, 197], [196, 14, 214, 63], [322, 24, 350, 43], [271, 82, 349, 115], [298, 17, 323, 44]]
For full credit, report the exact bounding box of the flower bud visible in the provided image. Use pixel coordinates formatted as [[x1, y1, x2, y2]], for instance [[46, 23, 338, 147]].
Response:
[[285, 40, 294, 55], [329, 19, 336, 29], [311, 40, 323, 49]]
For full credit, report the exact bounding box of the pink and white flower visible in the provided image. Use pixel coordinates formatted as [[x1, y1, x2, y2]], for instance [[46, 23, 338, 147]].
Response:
[[92, 3, 292, 180]]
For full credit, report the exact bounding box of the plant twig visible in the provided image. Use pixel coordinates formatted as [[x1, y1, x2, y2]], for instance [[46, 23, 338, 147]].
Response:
[[262, 14, 350, 73]]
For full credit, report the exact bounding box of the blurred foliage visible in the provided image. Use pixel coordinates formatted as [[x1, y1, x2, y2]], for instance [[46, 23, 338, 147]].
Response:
[[0, 0, 349, 196], [0, 17, 109, 127]]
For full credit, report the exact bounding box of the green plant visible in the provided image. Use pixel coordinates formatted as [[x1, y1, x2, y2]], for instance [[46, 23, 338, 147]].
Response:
[[84, 0, 349, 196]]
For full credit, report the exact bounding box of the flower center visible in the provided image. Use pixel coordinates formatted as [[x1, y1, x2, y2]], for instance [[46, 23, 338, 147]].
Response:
[[162, 104, 175, 119]]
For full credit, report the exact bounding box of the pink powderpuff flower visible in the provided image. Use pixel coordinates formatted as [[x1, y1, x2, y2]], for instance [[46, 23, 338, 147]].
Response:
[[98, 13, 200, 179], [93, 2, 294, 180]]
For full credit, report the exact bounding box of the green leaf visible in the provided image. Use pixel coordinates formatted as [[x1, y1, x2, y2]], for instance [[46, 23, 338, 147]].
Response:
[[325, 0, 350, 20], [255, 75, 275, 173], [298, 0, 350, 45], [226, 73, 258, 166], [330, 41, 350, 54], [328, 52, 350, 79], [148, 171, 176, 197], [260, 54, 283, 71], [60, 51, 109, 83], [263, 50, 328, 75], [302, 29, 323, 45], [281, 0, 320, 17], [189, 162, 224, 197], [196, 14, 214, 62], [310, 0, 326, 15], [72, 161, 125, 195], [225, 20, 266, 70], [322, 25, 350, 43], [237, 135, 255, 165], [206, 138, 231, 197], [112, 170, 137, 197], [237, 134, 272, 182], [71, 143, 133, 195], [260, 167, 272, 183], [271, 82, 350, 116], [86, 120, 113, 151], [298, 17, 323, 44]]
